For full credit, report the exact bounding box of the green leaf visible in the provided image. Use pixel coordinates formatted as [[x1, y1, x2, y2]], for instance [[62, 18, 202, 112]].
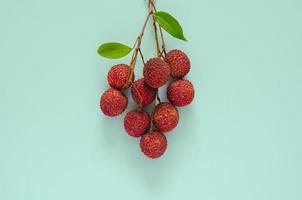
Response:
[[153, 11, 187, 41], [98, 42, 132, 59]]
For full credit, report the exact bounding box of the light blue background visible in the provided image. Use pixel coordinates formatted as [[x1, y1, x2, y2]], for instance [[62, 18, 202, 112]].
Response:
[[0, 0, 302, 199]]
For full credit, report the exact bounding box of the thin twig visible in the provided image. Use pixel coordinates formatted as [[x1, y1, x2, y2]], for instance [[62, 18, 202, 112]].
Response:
[[123, 11, 152, 88], [156, 93, 161, 103], [132, 83, 144, 109], [138, 48, 145, 65], [153, 20, 161, 57], [158, 26, 167, 56], [149, 89, 158, 131], [149, 0, 161, 57], [129, 11, 152, 69], [149, 1, 167, 56]]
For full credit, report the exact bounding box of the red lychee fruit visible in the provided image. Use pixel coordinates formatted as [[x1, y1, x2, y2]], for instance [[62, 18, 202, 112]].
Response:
[[153, 102, 179, 132], [131, 78, 156, 106], [140, 131, 167, 159], [143, 58, 170, 88], [165, 49, 191, 78], [100, 88, 128, 117], [167, 79, 195, 107], [124, 109, 150, 137], [107, 64, 134, 90]]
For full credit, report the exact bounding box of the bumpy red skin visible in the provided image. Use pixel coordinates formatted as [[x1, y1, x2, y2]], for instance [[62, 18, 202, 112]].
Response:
[[165, 49, 191, 78], [143, 58, 170, 88], [107, 64, 134, 90], [124, 110, 150, 137], [153, 102, 179, 132], [100, 88, 128, 117], [131, 78, 156, 106], [167, 79, 195, 107], [140, 131, 167, 159]]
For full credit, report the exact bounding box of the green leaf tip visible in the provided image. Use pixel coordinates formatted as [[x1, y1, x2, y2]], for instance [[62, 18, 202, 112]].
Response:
[[153, 11, 187, 41], [97, 42, 132, 59]]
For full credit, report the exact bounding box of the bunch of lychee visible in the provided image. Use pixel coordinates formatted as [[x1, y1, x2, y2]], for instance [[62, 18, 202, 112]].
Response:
[[100, 49, 194, 159]]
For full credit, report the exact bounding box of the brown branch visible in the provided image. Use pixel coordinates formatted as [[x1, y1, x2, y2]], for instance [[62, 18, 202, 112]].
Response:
[[129, 11, 152, 69], [158, 26, 167, 56], [149, 89, 158, 131], [124, 11, 152, 88], [149, 1, 167, 56], [152, 20, 161, 57], [149, 0, 161, 57], [138, 48, 145, 65]]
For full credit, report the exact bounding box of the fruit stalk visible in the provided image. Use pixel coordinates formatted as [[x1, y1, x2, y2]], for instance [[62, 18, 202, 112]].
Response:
[[126, 10, 153, 86], [149, 0, 161, 57], [149, 0, 167, 56], [148, 0, 162, 130], [130, 11, 152, 67]]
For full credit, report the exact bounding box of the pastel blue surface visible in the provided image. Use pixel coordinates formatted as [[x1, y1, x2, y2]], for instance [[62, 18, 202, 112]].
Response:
[[0, 0, 302, 199]]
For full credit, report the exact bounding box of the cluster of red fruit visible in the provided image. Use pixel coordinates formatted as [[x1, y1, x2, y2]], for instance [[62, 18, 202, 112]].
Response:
[[100, 49, 194, 159]]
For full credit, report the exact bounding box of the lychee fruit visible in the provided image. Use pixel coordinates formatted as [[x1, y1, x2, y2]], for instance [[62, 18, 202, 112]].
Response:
[[131, 78, 156, 106], [107, 64, 134, 90], [165, 49, 191, 78], [167, 79, 195, 107], [124, 109, 150, 137], [153, 102, 179, 132], [100, 88, 128, 117], [143, 58, 170, 88], [140, 131, 167, 159]]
